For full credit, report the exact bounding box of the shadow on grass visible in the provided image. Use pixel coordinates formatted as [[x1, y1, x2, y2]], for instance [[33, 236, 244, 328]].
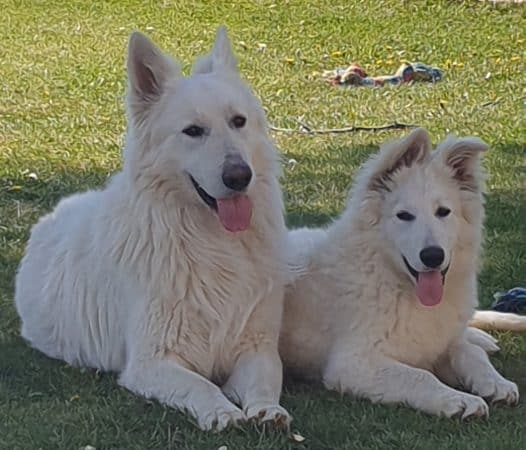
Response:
[[284, 142, 378, 227], [479, 186, 526, 305]]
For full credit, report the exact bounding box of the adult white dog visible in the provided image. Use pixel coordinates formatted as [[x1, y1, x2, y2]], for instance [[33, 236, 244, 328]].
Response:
[[281, 128, 525, 419], [15, 27, 290, 431]]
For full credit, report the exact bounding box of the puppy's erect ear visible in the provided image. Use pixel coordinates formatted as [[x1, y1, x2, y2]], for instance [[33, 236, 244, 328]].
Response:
[[433, 136, 489, 192], [345, 128, 431, 227], [192, 26, 238, 75], [367, 127, 432, 193], [127, 32, 180, 122]]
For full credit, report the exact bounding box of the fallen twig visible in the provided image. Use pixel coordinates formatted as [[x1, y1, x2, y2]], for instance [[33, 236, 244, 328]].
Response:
[[269, 121, 417, 135], [480, 98, 502, 108]]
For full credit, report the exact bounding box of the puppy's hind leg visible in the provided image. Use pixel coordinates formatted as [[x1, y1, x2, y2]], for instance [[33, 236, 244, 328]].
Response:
[[464, 327, 500, 354], [120, 357, 246, 431]]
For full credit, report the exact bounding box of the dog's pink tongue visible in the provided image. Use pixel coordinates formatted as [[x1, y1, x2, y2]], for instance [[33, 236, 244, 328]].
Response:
[[416, 271, 443, 307], [217, 195, 253, 232]]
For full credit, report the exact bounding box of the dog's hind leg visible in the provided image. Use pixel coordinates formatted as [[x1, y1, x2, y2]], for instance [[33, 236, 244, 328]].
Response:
[[119, 357, 246, 431], [464, 327, 500, 354], [323, 349, 489, 420], [440, 338, 519, 406]]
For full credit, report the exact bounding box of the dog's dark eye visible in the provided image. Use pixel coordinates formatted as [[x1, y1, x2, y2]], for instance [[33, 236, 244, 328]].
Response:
[[436, 207, 451, 218], [230, 115, 246, 129], [396, 211, 415, 221], [183, 125, 205, 138]]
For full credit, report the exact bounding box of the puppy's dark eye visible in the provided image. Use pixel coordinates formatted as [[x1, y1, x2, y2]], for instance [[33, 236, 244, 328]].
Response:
[[183, 125, 205, 138], [396, 211, 415, 221], [436, 207, 451, 218], [230, 115, 246, 129]]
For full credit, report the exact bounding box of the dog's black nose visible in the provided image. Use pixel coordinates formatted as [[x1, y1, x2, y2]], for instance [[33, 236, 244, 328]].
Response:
[[222, 157, 252, 191], [419, 246, 445, 269]]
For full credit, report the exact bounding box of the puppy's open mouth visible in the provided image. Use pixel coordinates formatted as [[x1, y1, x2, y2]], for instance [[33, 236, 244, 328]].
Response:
[[190, 175, 217, 211], [402, 255, 449, 308], [402, 256, 449, 282], [189, 175, 253, 233]]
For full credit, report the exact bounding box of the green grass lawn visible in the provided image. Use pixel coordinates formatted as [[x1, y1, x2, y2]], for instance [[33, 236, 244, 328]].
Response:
[[1, 0, 525, 448]]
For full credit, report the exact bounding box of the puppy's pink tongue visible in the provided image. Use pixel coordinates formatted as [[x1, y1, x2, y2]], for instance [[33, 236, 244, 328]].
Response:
[[217, 195, 253, 232], [416, 271, 443, 307]]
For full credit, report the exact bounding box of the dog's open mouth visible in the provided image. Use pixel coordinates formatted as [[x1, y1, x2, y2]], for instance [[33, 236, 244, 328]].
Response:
[[190, 175, 218, 211], [402, 255, 449, 307], [189, 175, 253, 233]]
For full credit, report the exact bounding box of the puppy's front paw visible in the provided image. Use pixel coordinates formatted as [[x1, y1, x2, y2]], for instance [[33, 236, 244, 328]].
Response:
[[439, 393, 489, 420], [474, 377, 519, 406], [245, 403, 291, 429]]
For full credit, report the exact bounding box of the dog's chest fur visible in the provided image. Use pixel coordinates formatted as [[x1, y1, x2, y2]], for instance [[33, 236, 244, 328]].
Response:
[[371, 279, 473, 369], [325, 250, 475, 368], [155, 233, 279, 380], [282, 241, 476, 375], [114, 191, 285, 383]]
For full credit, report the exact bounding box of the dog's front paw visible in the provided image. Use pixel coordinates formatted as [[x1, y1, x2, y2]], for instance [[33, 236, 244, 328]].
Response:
[[474, 377, 519, 406], [439, 393, 489, 420], [245, 403, 291, 429], [197, 403, 246, 431]]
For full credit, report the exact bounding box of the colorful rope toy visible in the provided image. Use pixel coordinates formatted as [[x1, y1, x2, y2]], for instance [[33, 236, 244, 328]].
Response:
[[323, 62, 443, 87]]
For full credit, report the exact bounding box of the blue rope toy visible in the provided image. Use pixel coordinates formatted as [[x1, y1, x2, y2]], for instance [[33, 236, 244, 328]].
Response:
[[491, 286, 526, 314]]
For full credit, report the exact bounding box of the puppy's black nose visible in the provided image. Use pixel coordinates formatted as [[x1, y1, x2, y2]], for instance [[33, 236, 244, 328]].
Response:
[[419, 246, 445, 269], [222, 156, 252, 191]]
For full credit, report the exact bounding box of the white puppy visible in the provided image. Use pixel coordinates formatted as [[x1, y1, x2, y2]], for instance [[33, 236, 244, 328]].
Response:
[[281, 128, 520, 419]]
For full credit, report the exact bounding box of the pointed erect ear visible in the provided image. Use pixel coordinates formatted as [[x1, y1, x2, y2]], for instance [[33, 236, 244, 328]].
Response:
[[367, 127, 432, 193], [434, 136, 489, 192], [192, 26, 238, 75], [126, 32, 180, 117], [211, 26, 238, 71]]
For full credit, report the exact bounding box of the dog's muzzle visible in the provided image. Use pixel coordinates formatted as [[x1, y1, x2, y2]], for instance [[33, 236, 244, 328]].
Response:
[[222, 155, 252, 192]]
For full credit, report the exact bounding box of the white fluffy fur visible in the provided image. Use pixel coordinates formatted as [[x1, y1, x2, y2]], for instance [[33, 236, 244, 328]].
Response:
[[15, 27, 290, 431], [280, 128, 520, 419]]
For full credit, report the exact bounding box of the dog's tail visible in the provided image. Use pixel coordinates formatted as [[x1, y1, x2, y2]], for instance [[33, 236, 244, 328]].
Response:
[[468, 310, 526, 332]]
